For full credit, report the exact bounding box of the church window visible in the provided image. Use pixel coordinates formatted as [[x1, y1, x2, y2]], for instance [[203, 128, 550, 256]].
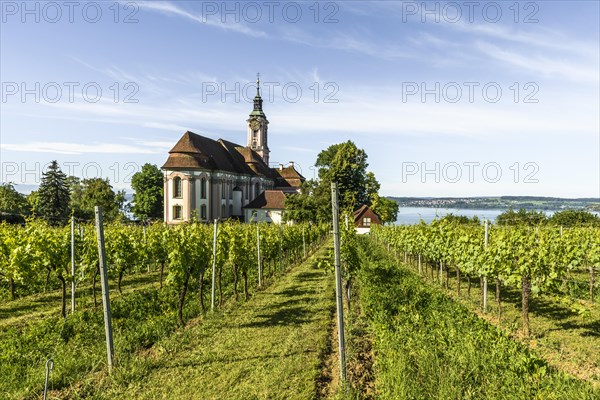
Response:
[[173, 177, 182, 199], [229, 204, 233, 216], [200, 204, 207, 220], [221, 204, 226, 217], [200, 178, 207, 199], [255, 182, 260, 197], [173, 205, 182, 220]]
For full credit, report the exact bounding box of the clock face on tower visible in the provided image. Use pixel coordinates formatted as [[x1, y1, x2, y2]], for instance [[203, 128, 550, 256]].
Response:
[[250, 120, 260, 131]]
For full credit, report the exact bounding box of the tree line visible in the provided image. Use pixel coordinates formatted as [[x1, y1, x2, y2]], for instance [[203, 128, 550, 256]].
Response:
[[1, 141, 400, 226], [284, 140, 399, 224], [0, 161, 163, 224]]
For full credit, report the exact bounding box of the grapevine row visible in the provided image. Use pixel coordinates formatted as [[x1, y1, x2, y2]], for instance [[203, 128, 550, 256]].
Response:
[[372, 221, 600, 335], [0, 220, 328, 324]]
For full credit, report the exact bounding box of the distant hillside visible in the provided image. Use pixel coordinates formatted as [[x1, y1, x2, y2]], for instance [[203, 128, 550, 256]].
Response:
[[389, 196, 600, 211]]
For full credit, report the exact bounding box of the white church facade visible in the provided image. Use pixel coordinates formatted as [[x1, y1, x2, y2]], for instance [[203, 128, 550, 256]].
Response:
[[162, 77, 304, 224]]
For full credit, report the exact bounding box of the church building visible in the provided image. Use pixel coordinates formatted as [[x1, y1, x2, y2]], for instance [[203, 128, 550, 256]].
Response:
[[162, 76, 304, 224]]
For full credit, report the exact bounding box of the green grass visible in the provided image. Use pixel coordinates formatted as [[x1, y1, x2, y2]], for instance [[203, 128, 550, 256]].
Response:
[[396, 251, 600, 386], [89, 245, 335, 400], [0, 239, 333, 399], [0, 271, 163, 330], [356, 237, 599, 399]]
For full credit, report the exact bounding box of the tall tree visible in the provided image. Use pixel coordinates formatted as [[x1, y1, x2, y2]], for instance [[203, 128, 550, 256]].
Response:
[[371, 196, 399, 224], [0, 183, 30, 217], [131, 163, 164, 221], [316, 141, 369, 210], [80, 178, 122, 221], [67, 176, 89, 219], [36, 161, 70, 225], [286, 141, 393, 223]]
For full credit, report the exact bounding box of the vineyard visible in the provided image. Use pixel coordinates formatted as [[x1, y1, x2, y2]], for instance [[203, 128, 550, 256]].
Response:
[[0, 219, 328, 398], [352, 236, 599, 399], [372, 221, 600, 335], [0, 219, 327, 315], [1, 215, 600, 398], [367, 221, 600, 392]]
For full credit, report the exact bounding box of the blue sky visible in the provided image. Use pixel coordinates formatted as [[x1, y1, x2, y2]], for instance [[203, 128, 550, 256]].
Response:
[[1, 0, 599, 198]]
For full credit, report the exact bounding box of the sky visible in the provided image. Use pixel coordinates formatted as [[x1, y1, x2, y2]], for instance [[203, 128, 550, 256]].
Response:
[[1, 0, 599, 198]]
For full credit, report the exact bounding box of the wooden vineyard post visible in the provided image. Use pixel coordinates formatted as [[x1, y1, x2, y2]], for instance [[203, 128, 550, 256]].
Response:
[[211, 219, 218, 311], [483, 219, 489, 313], [257, 224, 262, 288], [302, 225, 306, 259], [331, 182, 347, 383], [71, 216, 76, 314], [590, 265, 595, 304], [94, 206, 114, 373]]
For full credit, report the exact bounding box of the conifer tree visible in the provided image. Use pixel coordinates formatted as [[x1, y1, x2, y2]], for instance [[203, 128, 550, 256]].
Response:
[[36, 161, 70, 225]]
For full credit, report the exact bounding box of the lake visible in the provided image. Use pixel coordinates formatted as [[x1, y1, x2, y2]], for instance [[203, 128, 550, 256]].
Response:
[[394, 207, 555, 225]]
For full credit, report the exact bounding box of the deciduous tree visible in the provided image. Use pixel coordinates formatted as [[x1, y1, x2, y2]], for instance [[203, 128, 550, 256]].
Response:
[[131, 163, 163, 221]]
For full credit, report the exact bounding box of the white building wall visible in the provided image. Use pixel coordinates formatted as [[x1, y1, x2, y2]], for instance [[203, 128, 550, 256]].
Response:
[[244, 209, 284, 224], [163, 168, 276, 224]]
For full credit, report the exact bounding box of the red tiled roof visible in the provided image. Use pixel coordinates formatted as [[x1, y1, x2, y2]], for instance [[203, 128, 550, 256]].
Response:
[[353, 204, 381, 225], [162, 131, 271, 176], [273, 165, 305, 188], [244, 190, 287, 210]]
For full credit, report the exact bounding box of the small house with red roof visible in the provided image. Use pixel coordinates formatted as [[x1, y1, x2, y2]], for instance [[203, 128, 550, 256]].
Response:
[[353, 204, 382, 234]]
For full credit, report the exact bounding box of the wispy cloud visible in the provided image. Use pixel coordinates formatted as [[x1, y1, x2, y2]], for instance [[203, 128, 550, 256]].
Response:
[[452, 22, 599, 57], [135, 1, 267, 38], [0, 141, 167, 155], [142, 122, 190, 132], [280, 27, 415, 60], [476, 41, 599, 83]]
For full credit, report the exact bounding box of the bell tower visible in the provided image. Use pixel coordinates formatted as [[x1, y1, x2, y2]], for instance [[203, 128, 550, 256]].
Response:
[[247, 73, 269, 165]]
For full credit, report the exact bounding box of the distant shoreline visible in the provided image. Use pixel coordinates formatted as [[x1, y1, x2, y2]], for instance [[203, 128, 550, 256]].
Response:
[[389, 196, 600, 212]]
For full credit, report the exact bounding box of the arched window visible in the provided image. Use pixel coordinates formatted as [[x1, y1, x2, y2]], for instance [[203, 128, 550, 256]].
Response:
[[221, 181, 225, 199], [173, 205, 182, 220], [255, 182, 260, 197], [173, 177, 182, 198], [200, 177, 207, 199], [221, 204, 226, 217], [200, 204, 207, 220], [229, 204, 233, 216]]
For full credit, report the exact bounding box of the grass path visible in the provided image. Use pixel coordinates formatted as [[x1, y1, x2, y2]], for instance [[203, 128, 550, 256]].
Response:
[[100, 246, 335, 400], [356, 238, 599, 399], [395, 252, 600, 386], [0, 272, 162, 330]]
